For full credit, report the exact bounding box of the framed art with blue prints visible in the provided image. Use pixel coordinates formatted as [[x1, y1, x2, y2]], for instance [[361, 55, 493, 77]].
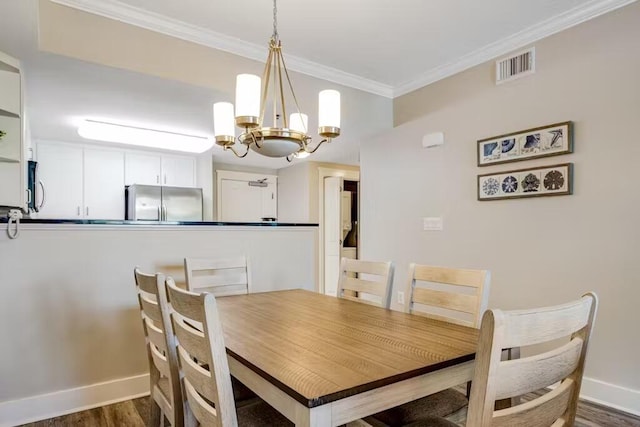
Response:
[[477, 121, 572, 166], [478, 163, 573, 201]]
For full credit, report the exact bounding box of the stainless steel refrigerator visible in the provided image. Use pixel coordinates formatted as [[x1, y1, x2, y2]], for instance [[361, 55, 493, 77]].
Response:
[[126, 184, 203, 221]]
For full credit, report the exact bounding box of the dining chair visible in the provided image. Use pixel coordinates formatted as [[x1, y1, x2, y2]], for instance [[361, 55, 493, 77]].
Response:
[[184, 255, 251, 297], [165, 277, 292, 427], [134, 268, 184, 427], [412, 292, 599, 427], [370, 264, 491, 426], [336, 257, 394, 308]]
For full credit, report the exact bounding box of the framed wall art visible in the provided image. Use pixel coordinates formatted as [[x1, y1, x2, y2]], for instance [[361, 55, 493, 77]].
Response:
[[477, 121, 572, 166], [478, 163, 573, 201]]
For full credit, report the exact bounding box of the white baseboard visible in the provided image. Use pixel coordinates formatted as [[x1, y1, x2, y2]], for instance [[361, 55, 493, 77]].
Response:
[[0, 373, 150, 427], [580, 376, 640, 417]]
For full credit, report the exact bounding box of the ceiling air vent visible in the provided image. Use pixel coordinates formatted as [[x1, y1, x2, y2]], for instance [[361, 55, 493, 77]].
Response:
[[496, 47, 535, 84]]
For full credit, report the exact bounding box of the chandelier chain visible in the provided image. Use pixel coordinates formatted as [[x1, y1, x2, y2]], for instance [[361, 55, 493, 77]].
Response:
[[272, 0, 278, 40]]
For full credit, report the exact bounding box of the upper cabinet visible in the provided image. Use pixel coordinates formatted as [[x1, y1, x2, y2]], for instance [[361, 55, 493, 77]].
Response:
[[125, 152, 195, 187], [162, 155, 196, 187], [0, 51, 25, 209], [125, 152, 162, 186], [36, 142, 125, 220]]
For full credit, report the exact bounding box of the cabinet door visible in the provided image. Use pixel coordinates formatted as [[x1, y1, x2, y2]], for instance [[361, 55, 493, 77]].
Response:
[[125, 152, 161, 186], [84, 148, 125, 220], [0, 70, 20, 116], [36, 143, 83, 219], [162, 155, 195, 187]]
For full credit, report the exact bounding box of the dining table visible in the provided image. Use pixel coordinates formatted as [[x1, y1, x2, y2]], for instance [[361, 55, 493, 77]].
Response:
[[216, 289, 479, 427]]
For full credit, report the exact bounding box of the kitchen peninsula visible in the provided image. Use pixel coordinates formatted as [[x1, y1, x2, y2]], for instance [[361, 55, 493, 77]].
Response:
[[0, 219, 317, 424]]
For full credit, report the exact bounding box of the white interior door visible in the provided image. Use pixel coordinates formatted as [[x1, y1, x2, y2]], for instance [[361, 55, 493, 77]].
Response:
[[220, 179, 264, 222], [324, 176, 343, 296]]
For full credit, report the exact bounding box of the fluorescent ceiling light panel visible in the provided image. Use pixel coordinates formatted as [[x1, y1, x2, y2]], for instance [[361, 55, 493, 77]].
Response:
[[77, 119, 213, 153]]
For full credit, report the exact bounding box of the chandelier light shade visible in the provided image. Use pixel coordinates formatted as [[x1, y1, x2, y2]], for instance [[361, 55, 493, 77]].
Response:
[[235, 74, 261, 127], [318, 90, 341, 138], [212, 0, 340, 161], [212, 102, 235, 143]]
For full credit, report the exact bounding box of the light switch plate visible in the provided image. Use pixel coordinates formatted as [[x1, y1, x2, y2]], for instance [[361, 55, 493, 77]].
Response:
[[423, 217, 443, 231]]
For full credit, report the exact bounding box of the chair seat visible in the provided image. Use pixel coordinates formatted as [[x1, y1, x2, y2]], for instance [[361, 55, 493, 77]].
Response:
[[237, 399, 293, 426], [371, 388, 468, 426]]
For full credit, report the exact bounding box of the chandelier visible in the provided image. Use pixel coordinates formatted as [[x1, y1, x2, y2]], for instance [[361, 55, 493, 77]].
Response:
[[212, 0, 341, 162]]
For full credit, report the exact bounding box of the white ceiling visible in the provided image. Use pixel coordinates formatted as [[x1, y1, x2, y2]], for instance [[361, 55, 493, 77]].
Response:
[[51, 0, 637, 96]]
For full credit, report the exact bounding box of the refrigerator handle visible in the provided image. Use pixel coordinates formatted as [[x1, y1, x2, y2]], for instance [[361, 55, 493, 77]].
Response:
[[37, 180, 46, 211], [162, 205, 167, 221], [157, 206, 161, 221]]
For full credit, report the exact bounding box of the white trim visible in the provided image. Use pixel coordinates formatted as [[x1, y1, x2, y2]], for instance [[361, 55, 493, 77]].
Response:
[[393, 0, 638, 96], [49, 0, 394, 98], [579, 376, 640, 417], [0, 373, 150, 427]]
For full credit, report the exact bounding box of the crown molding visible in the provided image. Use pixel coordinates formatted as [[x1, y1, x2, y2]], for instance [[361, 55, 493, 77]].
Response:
[[51, 0, 635, 100], [393, 0, 638, 97], [49, 0, 394, 98]]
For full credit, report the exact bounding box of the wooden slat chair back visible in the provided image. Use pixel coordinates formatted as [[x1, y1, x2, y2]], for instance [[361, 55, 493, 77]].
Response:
[[166, 277, 238, 427], [406, 264, 491, 328], [466, 292, 598, 427], [184, 256, 251, 297], [337, 257, 394, 308], [133, 268, 183, 426]]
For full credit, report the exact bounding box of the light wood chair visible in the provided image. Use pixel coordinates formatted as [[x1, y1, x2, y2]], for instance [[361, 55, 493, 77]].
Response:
[[134, 268, 184, 427], [420, 292, 599, 427], [337, 257, 394, 308], [370, 264, 491, 426], [165, 277, 292, 427], [406, 264, 491, 327], [184, 256, 251, 297]]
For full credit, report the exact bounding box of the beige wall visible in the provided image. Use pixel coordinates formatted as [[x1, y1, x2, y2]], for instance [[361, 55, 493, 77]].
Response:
[[278, 161, 360, 223], [362, 1, 640, 411], [278, 162, 312, 223]]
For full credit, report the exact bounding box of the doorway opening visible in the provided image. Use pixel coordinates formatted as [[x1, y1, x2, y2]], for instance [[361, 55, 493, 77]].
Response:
[[320, 168, 360, 296]]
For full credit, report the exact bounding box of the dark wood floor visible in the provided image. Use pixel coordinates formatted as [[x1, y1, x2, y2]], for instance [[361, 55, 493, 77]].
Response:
[[18, 392, 640, 426]]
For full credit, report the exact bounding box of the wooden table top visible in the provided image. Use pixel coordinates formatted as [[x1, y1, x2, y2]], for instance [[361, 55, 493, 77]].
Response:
[[216, 289, 478, 408]]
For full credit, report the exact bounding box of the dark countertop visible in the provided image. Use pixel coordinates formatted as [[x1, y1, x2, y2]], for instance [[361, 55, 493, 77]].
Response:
[[0, 218, 319, 227]]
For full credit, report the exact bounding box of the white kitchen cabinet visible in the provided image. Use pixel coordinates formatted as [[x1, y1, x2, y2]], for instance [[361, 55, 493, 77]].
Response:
[[84, 148, 124, 219], [0, 69, 21, 117], [37, 142, 125, 219], [125, 152, 195, 187], [125, 152, 161, 185], [36, 143, 84, 218], [162, 154, 195, 187]]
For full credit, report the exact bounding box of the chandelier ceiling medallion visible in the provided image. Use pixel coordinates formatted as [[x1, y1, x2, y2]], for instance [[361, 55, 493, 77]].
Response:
[[212, 0, 341, 161]]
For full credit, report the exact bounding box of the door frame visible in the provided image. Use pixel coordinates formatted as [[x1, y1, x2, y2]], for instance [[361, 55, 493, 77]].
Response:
[[318, 167, 360, 295]]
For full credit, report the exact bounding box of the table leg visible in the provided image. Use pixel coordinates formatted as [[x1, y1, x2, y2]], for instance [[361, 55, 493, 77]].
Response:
[[295, 403, 332, 427]]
